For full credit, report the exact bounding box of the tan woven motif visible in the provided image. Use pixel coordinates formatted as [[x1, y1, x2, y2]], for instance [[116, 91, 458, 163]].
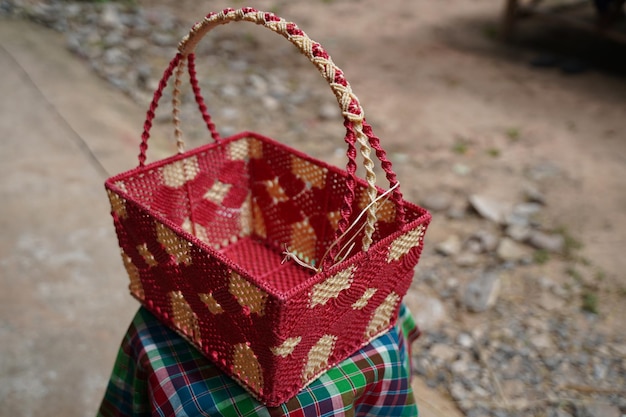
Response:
[[121, 251, 144, 299], [327, 210, 341, 231], [357, 189, 395, 223], [270, 336, 302, 358], [162, 156, 200, 188], [229, 272, 267, 316], [290, 218, 317, 265], [170, 290, 202, 345], [107, 189, 127, 219], [136, 243, 158, 267], [239, 193, 253, 237], [228, 139, 249, 160], [248, 137, 263, 159], [302, 334, 337, 382], [233, 343, 264, 393], [351, 288, 378, 310], [182, 218, 209, 243], [156, 222, 192, 265], [204, 180, 232, 205], [199, 292, 224, 314], [310, 265, 355, 308], [265, 178, 289, 204], [291, 156, 327, 189], [252, 200, 266, 238], [387, 225, 425, 263], [364, 292, 400, 339]]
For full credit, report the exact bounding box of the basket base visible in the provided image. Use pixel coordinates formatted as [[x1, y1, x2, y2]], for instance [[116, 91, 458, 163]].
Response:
[[222, 236, 312, 295]]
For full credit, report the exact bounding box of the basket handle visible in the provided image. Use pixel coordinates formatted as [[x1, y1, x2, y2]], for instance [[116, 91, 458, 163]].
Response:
[[138, 7, 405, 263]]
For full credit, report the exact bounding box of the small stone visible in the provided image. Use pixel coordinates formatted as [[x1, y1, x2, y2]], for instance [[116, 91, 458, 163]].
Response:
[[529, 333, 553, 351], [513, 202, 543, 217], [420, 193, 452, 212], [127, 37, 147, 51], [527, 231, 565, 253], [318, 102, 339, 120], [456, 252, 480, 267], [457, 333, 474, 348], [262, 96, 280, 111], [220, 84, 240, 98], [436, 235, 462, 256], [463, 272, 501, 313], [593, 362, 608, 380], [151, 32, 175, 47], [506, 224, 531, 241], [497, 237, 530, 262], [100, 4, 123, 29], [576, 403, 621, 417], [247, 73, 268, 96], [430, 343, 457, 363], [453, 163, 471, 176], [469, 194, 511, 224], [539, 292, 565, 311], [102, 48, 128, 66], [549, 410, 573, 417], [524, 185, 546, 205], [404, 294, 447, 332], [469, 230, 499, 252], [447, 201, 468, 219]]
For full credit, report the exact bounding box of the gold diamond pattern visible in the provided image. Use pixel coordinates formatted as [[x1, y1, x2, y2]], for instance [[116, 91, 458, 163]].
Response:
[[229, 140, 249, 160], [239, 193, 252, 237], [327, 210, 341, 231], [290, 218, 317, 265], [121, 250, 144, 300], [310, 265, 355, 308], [229, 272, 267, 316], [156, 222, 192, 265], [182, 218, 209, 243], [291, 155, 327, 189], [107, 189, 127, 219], [233, 343, 264, 393], [302, 334, 337, 383], [248, 138, 263, 159], [364, 292, 400, 339], [199, 293, 224, 314], [204, 180, 232, 205], [270, 336, 302, 358], [252, 200, 266, 238], [136, 243, 157, 267], [170, 290, 202, 345], [162, 156, 200, 188], [351, 288, 378, 310], [265, 177, 289, 204], [387, 225, 425, 263]]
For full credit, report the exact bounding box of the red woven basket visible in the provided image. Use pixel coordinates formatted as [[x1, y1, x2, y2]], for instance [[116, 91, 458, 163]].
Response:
[[105, 8, 431, 406]]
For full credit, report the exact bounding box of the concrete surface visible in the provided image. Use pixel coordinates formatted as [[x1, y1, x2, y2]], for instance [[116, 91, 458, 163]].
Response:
[[0, 18, 462, 417], [0, 19, 147, 416]]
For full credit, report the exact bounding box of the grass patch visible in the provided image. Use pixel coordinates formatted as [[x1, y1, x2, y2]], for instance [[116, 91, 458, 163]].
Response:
[[581, 291, 599, 314], [566, 267, 583, 284], [452, 140, 469, 155], [506, 127, 521, 141], [487, 147, 501, 157], [533, 249, 550, 265]]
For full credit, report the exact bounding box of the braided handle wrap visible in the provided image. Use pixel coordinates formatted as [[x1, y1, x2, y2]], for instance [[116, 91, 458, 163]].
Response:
[[180, 8, 403, 256], [139, 7, 406, 258]]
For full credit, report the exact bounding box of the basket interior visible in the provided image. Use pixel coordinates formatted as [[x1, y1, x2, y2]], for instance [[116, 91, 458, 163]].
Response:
[[111, 134, 415, 294]]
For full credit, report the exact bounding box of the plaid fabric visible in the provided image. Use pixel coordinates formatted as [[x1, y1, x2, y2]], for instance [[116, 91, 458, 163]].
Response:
[[97, 304, 420, 417]]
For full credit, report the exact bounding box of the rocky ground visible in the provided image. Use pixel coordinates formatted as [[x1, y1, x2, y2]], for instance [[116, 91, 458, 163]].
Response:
[[2, 1, 625, 416]]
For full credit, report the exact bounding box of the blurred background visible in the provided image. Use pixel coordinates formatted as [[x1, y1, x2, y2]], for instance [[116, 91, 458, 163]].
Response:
[[1, 1, 625, 416]]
